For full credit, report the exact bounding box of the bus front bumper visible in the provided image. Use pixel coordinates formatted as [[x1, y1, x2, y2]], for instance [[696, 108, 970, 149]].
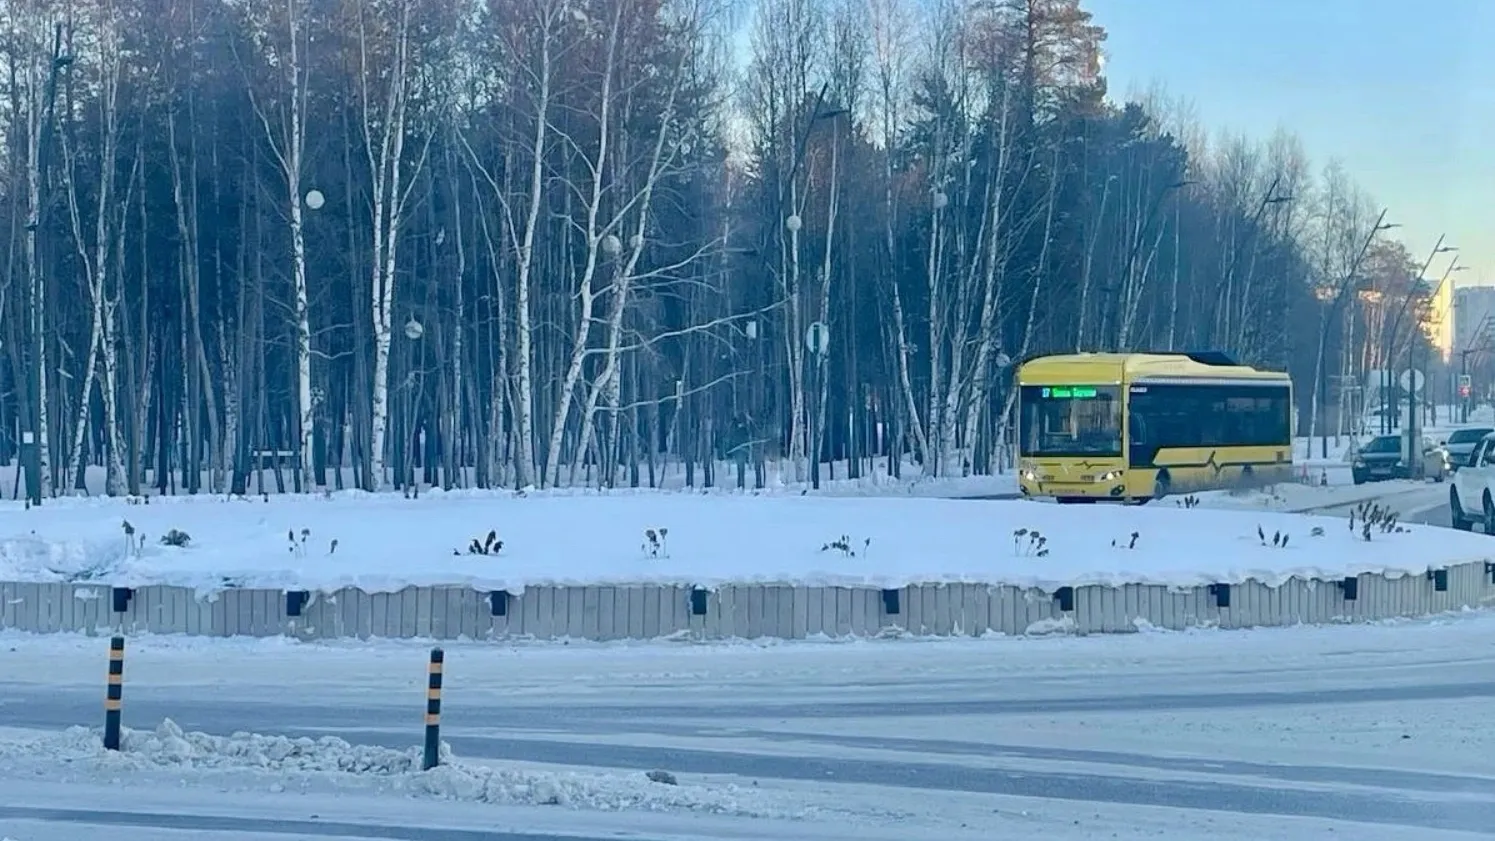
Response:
[[1019, 468, 1127, 500]]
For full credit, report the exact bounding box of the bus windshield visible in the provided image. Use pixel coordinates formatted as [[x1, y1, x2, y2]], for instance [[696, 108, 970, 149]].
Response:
[[1019, 385, 1122, 457]]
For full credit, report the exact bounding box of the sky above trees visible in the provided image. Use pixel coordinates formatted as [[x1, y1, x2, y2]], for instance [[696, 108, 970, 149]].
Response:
[[1088, 0, 1490, 284]]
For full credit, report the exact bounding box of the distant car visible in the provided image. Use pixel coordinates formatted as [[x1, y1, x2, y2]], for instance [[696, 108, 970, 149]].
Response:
[[1439, 427, 1493, 471], [1350, 434, 1448, 485]]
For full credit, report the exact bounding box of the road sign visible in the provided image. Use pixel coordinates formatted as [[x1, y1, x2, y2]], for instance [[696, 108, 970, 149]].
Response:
[[1459, 373, 1473, 398], [1400, 369, 1424, 393]]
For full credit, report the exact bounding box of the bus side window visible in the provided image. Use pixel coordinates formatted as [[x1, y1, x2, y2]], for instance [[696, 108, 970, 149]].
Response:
[[1129, 412, 1146, 445]]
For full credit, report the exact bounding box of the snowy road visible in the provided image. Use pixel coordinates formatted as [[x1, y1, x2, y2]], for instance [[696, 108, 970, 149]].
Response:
[[4, 619, 1495, 840], [1292, 479, 1460, 526]]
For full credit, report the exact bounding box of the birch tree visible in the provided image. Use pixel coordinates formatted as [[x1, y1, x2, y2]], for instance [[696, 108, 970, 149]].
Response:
[[4, 5, 59, 498], [350, 0, 439, 489], [60, 2, 130, 494], [542, 0, 724, 489], [241, 0, 318, 488], [747, 0, 823, 481], [461, 0, 569, 489], [867, 0, 927, 468]]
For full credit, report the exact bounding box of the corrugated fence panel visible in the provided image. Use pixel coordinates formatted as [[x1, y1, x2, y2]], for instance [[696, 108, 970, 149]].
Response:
[[1, 561, 1493, 641]]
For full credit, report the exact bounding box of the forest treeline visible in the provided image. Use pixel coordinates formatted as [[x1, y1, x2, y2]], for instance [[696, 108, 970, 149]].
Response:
[[0, 0, 1440, 496]]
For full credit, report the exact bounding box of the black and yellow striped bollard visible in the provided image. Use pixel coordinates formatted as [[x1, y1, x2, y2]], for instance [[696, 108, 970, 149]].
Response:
[[422, 647, 443, 771], [104, 635, 125, 751]]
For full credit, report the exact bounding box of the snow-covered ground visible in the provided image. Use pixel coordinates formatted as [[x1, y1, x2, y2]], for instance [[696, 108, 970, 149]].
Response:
[[0, 489, 1489, 596], [2, 617, 1494, 840], [0, 457, 1020, 504]]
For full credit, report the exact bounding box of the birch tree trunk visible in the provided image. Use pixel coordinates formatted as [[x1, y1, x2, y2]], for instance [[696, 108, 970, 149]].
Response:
[[1074, 175, 1114, 350], [245, 0, 318, 488], [355, 0, 431, 489], [539, 3, 630, 490], [464, 0, 562, 489], [868, 9, 927, 466], [60, 134, 101, 493], [569, 21, 692, 486], [938, 84, 1013, 476], [166, 107, 222, 492], [60, 9, 129, 493], [19, 21, 54, 498]]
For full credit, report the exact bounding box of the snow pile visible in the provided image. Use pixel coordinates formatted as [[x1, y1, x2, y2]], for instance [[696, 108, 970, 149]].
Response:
[[0, 719, 816, 819], [111, 719, 426, 775], [0, 490, 1490, 594]]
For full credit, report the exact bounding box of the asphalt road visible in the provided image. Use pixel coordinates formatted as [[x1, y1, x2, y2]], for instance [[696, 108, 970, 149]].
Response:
[[4, 479, 1493, 840], [0, 810, 640, 841], [1303, 480, 1462, 530], [4, 648, 1495, 837], [1405, 501, 1456, 528]]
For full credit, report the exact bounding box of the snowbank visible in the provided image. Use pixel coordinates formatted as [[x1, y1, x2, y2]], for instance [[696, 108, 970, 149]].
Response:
[[0, 719, 814, 819], [0, 489, 1488, 595]]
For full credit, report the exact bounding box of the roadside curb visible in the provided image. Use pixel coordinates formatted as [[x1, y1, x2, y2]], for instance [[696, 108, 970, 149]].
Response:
[[1290, 486, 1443, 516]]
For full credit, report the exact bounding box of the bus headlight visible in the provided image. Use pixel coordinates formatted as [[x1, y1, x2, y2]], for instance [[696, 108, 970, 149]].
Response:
[[1098, 470, 1121, 482], [1022, 469, 1038, 482]]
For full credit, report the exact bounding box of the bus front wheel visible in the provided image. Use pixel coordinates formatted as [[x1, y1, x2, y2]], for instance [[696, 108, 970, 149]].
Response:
[[1153, 473, 1171, 501]]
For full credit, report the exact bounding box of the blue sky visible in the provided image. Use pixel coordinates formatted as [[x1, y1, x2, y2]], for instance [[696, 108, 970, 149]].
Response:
[[1087, 0, 1492, 285]]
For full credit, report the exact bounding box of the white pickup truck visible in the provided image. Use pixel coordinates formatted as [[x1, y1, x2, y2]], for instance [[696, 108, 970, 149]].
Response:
[[1447, 431, 1495, 532]]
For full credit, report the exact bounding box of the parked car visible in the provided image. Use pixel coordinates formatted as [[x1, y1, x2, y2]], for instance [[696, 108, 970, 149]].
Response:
[[1350, 434, 1448, 485], [1439, 427, 1493, 471], [1449, 432, 1495, 531]]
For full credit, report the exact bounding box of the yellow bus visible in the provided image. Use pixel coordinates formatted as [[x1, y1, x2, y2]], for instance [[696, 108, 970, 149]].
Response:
[[1016, 352, 1293, 503]]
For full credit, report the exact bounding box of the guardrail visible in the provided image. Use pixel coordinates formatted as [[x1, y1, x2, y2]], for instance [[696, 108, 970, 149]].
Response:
[[4, 564, 1494, 641]]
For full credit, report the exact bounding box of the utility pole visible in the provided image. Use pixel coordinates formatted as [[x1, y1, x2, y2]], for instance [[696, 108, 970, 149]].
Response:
[[1459, 315, 1494, 424], [1320, 209, 1398, 459], [1382, 236, 1458, 435], [1407, 342, 1419, 478], [24, 23, 70, 506]]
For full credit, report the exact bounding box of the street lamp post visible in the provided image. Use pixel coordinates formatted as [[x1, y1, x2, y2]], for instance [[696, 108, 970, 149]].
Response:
[[776, 85, 846, 491], [1391, 255, 1467, 441], [1380, 236, 1456, 433], [1456, 314, 1491, 423], [1318, 209, 1399, 460]]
